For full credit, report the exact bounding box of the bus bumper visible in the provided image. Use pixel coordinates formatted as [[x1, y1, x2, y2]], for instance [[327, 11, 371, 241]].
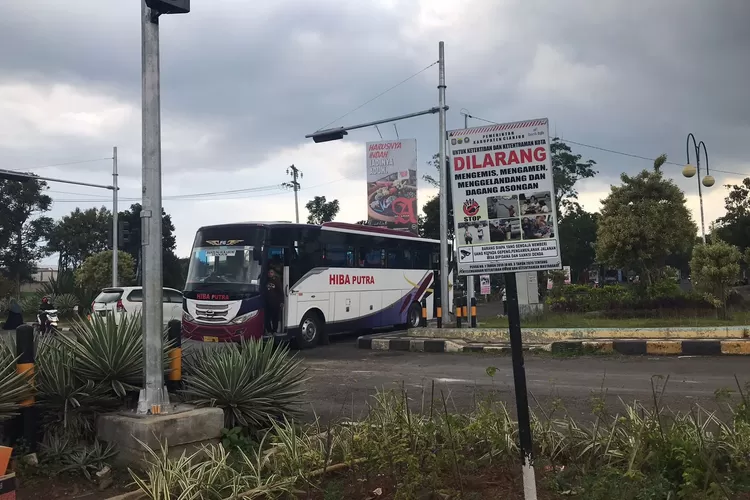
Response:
[[182, 313, 264, 343]]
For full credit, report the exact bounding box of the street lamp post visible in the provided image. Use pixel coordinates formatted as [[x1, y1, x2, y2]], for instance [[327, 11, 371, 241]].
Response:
[[683, 134, 715, 244], [305, 43, 451, 313], [140, 0, 190, 414]]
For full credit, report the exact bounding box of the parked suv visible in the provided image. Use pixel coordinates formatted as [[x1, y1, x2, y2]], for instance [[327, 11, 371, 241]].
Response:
[[92, 287, 183, 325]]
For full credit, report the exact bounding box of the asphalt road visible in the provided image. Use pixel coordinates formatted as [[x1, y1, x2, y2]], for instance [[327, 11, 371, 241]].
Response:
[[292, 333, 748, 423], [5, 328, 746, 424]]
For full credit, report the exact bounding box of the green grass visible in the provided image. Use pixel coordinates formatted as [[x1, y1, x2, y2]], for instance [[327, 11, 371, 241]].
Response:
[[480, 311, 750, 329]]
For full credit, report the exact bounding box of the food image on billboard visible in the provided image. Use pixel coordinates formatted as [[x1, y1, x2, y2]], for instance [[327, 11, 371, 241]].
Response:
[[366, 139, 418, 234], [448, 118, 562, 275]]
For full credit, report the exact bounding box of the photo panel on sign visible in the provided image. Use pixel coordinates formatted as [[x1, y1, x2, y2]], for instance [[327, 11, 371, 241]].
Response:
[[519, 191, 552, 216], [489, 218, 522, 242], [487, 194, 520, 219], [457, 220, 489, 246], [521, 214, 555, 240]]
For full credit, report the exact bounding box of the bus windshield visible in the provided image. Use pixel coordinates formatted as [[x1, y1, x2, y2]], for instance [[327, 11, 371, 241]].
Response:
[[186, 245, 262, 292]]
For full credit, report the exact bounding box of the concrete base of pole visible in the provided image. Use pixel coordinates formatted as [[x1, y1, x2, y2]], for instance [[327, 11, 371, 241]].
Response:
[[522, 462, 538, 499], [96, 405, 223, 468]]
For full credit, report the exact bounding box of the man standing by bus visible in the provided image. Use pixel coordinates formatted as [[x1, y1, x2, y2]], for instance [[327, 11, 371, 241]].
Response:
[[265, 268, 283, 334]]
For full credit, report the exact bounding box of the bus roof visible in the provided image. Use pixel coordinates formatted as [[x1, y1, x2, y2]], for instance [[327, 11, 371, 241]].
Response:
[[196, 221, 441, 244]]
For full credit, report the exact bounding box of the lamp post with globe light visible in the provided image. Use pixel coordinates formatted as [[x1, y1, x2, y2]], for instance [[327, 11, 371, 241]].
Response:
[[683, 133, 714, 244]]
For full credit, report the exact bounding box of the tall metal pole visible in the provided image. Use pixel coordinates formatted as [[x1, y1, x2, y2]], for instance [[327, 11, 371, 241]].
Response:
[[696, 159, 706, 244], [463, 113, 475, 325], [140, 0, 166, 412], [286, 165, 301, 223], [437, 41, 450, 321], [505, 273, 538, 499], [112, 146, 119, 287]]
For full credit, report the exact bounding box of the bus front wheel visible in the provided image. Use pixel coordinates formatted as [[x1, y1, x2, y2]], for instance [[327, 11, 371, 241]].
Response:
[[297, 311, 323, 349], [406, 302, 422, 329]]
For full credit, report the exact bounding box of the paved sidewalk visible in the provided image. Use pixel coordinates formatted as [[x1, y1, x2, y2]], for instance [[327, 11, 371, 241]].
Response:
[[357, 332, 750, 356]]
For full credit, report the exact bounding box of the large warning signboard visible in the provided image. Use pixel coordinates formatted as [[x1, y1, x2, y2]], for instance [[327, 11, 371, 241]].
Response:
[[448, 118, 562, 276]]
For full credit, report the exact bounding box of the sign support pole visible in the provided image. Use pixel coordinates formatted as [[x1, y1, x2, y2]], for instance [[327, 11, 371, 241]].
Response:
[[437, 41, 450, 324], [504, 271, 538, 499]]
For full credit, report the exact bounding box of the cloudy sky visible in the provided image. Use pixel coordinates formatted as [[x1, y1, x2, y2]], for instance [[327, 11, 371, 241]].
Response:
[[1, 0, 748, 260]]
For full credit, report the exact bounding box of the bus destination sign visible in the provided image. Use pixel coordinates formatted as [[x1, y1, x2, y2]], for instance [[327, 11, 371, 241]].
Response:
[[448, 117, 562, 276]]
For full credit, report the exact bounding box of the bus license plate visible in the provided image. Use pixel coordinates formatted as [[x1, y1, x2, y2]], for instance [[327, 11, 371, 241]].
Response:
[[203, 336, 218, 343]]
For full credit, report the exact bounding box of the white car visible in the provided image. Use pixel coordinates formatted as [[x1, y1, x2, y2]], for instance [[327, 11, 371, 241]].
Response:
[[92, 286, 183, 325]]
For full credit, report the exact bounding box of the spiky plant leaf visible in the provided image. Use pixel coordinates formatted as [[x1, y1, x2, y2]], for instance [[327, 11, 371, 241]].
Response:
[[0, 339, 33, 420], [182, 340, 307, 429], [36, 337, 118, 438]]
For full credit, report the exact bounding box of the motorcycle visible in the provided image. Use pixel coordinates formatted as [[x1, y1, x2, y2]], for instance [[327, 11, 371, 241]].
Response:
[[36, 309, 59, 335]]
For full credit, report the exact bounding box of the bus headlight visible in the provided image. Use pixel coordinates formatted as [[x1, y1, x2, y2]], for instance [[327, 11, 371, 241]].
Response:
[[230, 310, 259, 324], [182, 310, 195, 322]]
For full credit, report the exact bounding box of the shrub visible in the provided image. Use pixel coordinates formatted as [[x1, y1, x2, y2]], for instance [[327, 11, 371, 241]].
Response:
[[547, 282, 713, 313], [51, 293, 79, 318], [182, 340, 307, 429], [131, 384, 750, 500]]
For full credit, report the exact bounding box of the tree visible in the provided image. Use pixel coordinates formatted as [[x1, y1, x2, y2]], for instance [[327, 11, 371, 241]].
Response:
[[75, 250, 136, 292], [653, 154, 667, 173], [47, 207, 111, 270], [420, 153, 453, 240], [690, 239, 741, 318], [305, 196, 340, 225], [558, 207, 598, 283], [714, 178, 750, 251], [117, 203, 182, 288], [596, 170, 697, 285], [0, 177, 53, 295], [550, 138, 597, 215]]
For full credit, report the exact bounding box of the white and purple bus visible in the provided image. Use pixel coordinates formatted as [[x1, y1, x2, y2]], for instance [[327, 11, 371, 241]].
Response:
[[182, 221, 453, 348]]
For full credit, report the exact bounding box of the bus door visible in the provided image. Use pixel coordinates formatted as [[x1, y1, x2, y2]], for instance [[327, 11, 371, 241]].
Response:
[[267, 246, 289, 334]]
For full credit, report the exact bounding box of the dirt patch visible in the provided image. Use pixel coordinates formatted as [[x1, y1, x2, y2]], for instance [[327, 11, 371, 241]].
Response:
[[307, 465, 560, 499], [13, 471, 132, 500]]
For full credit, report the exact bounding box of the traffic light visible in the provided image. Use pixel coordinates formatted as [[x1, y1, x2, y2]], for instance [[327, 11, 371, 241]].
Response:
[[145, 0, 190, 14], [0, 170, 33, 182], [118, 221, 130, 247]]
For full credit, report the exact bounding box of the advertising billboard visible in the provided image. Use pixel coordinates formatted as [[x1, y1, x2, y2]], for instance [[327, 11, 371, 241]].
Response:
[[448, 118, 562, 275], [366, 139, 418, 234]]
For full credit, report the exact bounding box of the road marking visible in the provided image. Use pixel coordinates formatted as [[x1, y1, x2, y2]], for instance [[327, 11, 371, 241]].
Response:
[[351, 371, 374, 374], [435, 378, 473, 384]]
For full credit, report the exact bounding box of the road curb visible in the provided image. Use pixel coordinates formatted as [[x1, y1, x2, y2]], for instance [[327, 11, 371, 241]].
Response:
[[356, 335, 548, 354], [553, 339, 750, 356], [357, 335, 750, 356]]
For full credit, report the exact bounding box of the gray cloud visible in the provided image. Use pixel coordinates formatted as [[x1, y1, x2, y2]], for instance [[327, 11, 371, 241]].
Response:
[[2, 0, 749, 256]]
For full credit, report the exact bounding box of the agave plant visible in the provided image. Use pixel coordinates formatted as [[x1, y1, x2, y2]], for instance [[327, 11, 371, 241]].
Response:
[[59, 313, 173, 398], [182, 340, 307, 429], [36, 336, 118, 438], [0, 339, 33, 421]]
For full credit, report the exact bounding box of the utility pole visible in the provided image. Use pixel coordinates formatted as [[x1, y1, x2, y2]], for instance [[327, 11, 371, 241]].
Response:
[[140, 0, 165, 414], [284, 165, 302, 223], [437, 41, 450, 323], [112, 146, 118, 287]]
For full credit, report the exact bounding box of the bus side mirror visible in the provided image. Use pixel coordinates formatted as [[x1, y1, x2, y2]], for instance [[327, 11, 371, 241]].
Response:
[[253, 247, 261, 262]]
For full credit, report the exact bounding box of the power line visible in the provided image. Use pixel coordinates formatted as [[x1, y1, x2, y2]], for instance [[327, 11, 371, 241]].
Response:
[[317, 60, 439, 131], [466, 114, 750, 179], [3, 157, 113, 172]]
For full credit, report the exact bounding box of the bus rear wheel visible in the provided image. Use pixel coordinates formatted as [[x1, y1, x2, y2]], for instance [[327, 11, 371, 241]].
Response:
[[297, 311, 323, 349]]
